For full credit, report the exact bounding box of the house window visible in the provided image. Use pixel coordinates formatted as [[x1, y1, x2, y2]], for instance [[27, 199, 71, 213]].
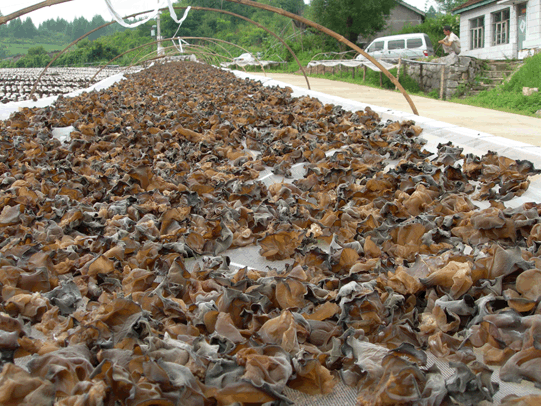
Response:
[[470, 16, 484, 49], [492, 9, 510, 45]]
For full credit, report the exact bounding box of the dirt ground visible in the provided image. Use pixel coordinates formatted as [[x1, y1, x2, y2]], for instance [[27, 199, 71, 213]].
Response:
[[249, 72, 541, 147]]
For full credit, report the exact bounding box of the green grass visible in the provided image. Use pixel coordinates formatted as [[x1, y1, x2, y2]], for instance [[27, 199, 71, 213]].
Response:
[[447, 53, 541, 117], [0, 38, 65, 57], [259, 52, 541, 118], [450, 88, 541, 117]]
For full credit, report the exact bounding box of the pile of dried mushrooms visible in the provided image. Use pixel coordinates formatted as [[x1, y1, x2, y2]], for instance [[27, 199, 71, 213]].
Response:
[[1, 61, 541, 406]]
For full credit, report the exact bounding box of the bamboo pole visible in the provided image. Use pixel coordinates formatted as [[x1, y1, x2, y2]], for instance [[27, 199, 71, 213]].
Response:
[[396, 58, 401, 90], [88, 37, 261, 84], [182, 7, 310, 89], [31, 5, 311, 97], [18, 0, 417, 113], [221, 0, 418, 115], [0, 0, 73, 25]]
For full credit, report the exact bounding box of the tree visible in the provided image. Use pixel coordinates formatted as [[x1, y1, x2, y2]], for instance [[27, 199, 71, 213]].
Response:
[[434, 0, 468, 13], [426, 6, 438, 18], [308, 0, 396, 44]]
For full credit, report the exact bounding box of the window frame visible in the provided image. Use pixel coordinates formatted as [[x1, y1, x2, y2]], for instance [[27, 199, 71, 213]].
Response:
[[407, 38, 423, 49], [470, 16, 485, 49], [387, 39, 405, 50], [492, 8, 510, 46], [368, 41, 384, 52]]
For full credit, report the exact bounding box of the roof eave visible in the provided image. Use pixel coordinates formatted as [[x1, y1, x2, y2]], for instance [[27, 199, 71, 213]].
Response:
[[397, 0, 426, 17], [452, 0, 498, 15]]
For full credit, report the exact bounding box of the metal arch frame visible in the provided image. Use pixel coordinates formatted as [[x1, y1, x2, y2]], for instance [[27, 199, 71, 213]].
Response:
[[166, 37, 237, 67], [176, 6, 310, 90], [124, 41, 236, 72], [130, 44, 232, 70], [29, 6, 311, 97], [18, 0, 417, 114], [88, 36, 265, 84], [220, 0, 418, 115], [125, 43, 238, 73], [122, 38, 236, 73]]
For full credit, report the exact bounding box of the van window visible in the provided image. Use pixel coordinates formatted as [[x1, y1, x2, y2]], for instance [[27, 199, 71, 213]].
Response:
[[407, 38, 423, 48], [367, 41, 384, 52], [424, 34, 433, 48], [388, 39, 405, 50]]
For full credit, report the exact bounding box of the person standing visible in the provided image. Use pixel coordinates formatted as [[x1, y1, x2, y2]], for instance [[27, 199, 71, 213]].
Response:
[[439, 25, 461, 55]]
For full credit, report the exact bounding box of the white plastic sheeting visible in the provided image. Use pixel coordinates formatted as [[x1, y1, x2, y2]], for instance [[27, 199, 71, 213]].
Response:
[[104, 0, 190, 28], [0, 72, 129, 121], [104, 0, 162, 28], [306, 58, 398, 73], [220, 53, 285, 68]]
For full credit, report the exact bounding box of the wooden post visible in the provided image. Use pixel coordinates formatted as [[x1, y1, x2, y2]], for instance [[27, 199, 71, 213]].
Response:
[[363, 65, 367, 81], [396, 58, 401, 90], [379, 71, 383, 87], [440, 64, 446, 99], [352, 66, 355, 79], [419, 64, 423, 92]]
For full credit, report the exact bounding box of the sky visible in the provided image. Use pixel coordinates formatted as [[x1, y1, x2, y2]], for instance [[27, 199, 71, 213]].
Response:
[[2, 0, 438, 27]]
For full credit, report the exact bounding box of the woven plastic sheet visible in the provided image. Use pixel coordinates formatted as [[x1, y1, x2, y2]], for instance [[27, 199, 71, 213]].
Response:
[[306, 59, 398, 72]]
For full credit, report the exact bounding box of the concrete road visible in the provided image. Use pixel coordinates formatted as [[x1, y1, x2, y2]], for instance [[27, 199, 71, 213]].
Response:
[[249, 72, 541, 147]]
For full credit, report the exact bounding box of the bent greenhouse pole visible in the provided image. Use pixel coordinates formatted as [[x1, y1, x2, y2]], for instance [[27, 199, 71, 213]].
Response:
[[127, 44, 232, 72], [221, 0, 418, 115], [88, 36, 264, 83], [174, 6, 310, 90], [21, 0, 414, 113], [134, 47, 238, 71], [0, 0, 72, 25], [30, 6, 310, 95]]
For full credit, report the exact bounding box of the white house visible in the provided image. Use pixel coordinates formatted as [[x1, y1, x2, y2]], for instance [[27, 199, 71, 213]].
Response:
[[453, 0, 541, 59]]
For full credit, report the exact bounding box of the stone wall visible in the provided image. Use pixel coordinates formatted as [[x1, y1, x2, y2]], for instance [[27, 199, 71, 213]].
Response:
[[402, 56, 485, 99]]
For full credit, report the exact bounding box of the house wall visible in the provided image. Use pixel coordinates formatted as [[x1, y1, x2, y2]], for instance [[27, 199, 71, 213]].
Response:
[[383, 5, 425, 36], [458, 0, 541, 60], [358, 4, 424, 45], [523, 0, 541, 49]]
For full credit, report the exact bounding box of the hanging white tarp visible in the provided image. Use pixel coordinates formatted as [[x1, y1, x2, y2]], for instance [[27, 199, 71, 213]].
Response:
[[307, 59, 398, 72], [104, 0, 161, 28]]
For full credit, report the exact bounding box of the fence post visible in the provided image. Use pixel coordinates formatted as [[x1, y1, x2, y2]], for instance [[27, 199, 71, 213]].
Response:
[[439, 64, 446, 99], [396, 58, 401, 90], [379, 71, 383, 87], [419, 64, 423, 92], [363, 65, 367, 81], [352, 66, 355, 79]]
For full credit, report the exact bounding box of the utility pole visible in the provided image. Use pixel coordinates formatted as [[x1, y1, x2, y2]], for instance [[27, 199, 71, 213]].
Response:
[[157, 0, 164, 56]]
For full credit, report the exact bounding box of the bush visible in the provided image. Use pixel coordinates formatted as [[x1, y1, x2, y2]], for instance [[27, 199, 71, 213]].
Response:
[[14, 46, 51, 67]]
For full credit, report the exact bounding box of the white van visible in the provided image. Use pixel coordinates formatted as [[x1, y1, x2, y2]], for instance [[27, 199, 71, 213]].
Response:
[[356, 33, 434, 61]]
